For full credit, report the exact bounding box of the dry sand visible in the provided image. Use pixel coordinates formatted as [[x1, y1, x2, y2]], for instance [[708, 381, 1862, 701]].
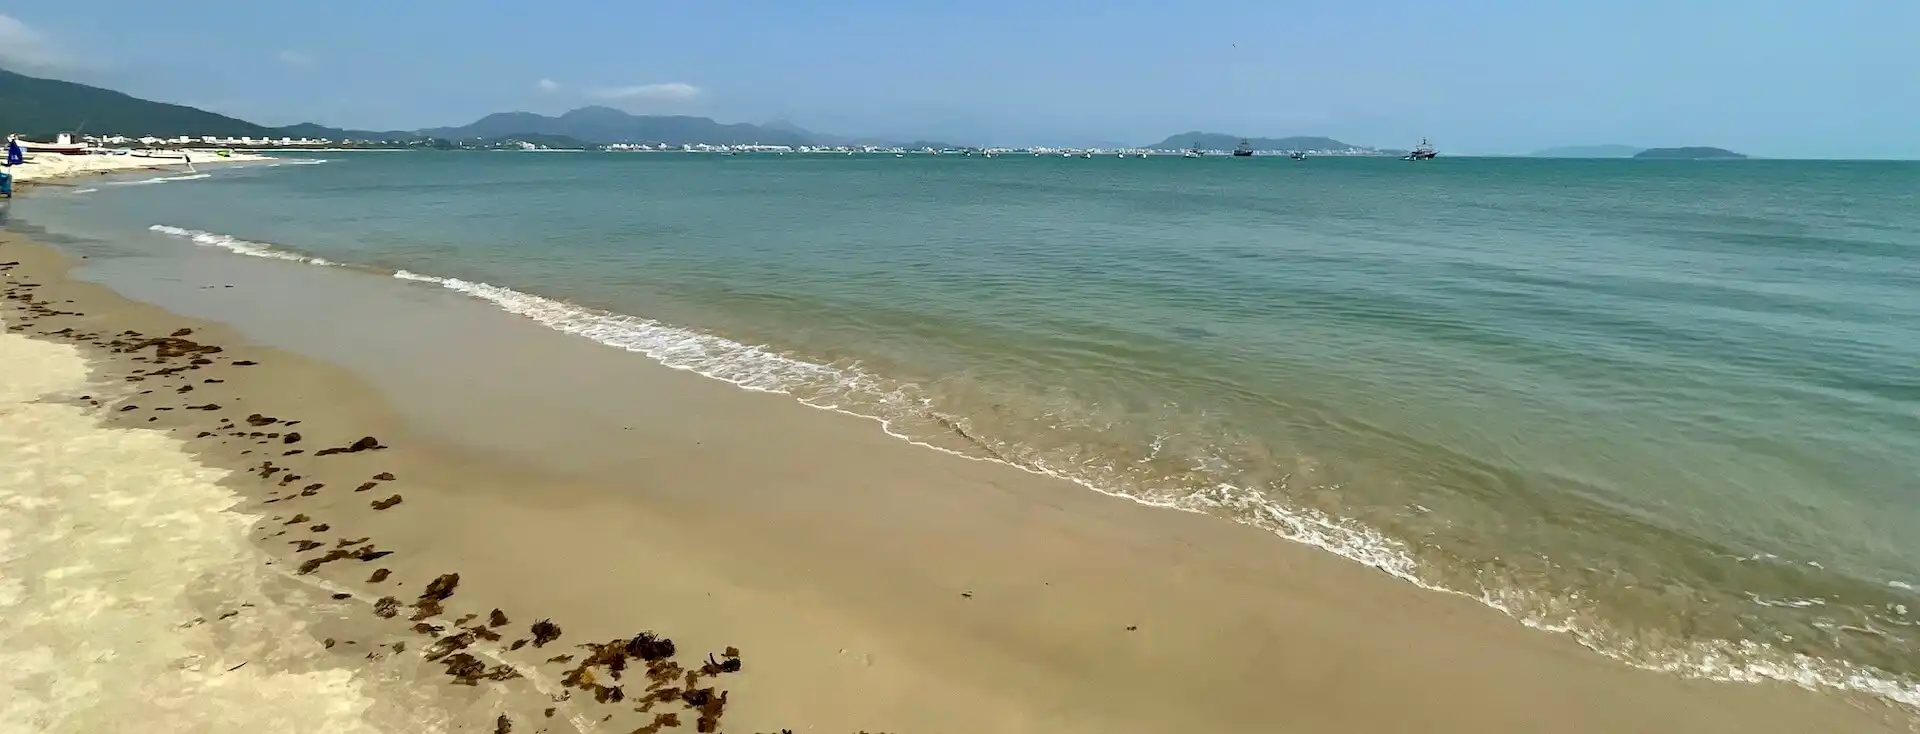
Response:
[[4, 150, 275, 184], [1, 230, 1915, 733]]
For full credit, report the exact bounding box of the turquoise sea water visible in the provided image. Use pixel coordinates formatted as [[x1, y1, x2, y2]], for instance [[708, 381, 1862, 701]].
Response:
[[9, 153, 1919, 705]]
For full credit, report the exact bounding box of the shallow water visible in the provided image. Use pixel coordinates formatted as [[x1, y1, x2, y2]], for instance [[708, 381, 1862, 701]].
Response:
[[10, 152, 1919, 706]]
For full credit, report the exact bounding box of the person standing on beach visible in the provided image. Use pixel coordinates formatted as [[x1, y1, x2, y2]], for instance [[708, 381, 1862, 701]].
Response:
[[1, 136, 13, 197], [5, 135, 23, 167]]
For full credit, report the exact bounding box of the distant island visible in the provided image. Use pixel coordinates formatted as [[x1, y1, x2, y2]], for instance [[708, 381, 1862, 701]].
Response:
[[419, 106, 815, 147], [1633, 146, 1747, 160], [1529, 144, 1642, 158], [1142, 132, 1383, 154]]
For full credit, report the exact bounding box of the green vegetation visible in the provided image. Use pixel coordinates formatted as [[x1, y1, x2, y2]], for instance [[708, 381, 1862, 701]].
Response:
[[0, 67, 400, 141], [1, 67, 267, 137]]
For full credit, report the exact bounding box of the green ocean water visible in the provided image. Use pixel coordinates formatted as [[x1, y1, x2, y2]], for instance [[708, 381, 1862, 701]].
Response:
[[11, 152, 1919, 705]]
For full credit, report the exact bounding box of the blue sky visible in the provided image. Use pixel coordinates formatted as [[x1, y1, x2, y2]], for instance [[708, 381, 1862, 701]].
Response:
[[2, 1, 1914, 157]]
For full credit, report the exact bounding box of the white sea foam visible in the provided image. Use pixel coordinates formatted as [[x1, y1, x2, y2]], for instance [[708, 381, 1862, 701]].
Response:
[[150, 226, 1920, 712], [105, 173, 211, 186], [149, 225, 336, 266], [71, 188, 99, 195]]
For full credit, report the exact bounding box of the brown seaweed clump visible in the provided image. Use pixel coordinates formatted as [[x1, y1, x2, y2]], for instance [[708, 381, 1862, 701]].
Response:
[[701, 649, 743, 675], [632, 713, 680, 734], [530, 619, 563, 647], [420, 573, 460, 602], [691, 689, 728, 732], [424, 630, 476, 662], [437, 652, 521, 686], [371, 495, 403, 510], [124, 336, 222, 361], [411, 573, 460, 620], [372, 597, 401, 619], [316, 436, 386, 456], [551, 632, 741, 730], [296, 544, 392, 575]]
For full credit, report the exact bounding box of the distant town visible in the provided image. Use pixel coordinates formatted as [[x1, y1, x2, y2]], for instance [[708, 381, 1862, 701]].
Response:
[[74, 133, 1394, 157]]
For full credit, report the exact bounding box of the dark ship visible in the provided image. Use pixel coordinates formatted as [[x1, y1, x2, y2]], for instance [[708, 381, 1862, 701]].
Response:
[[1403, 138, 1438, 160], [1233, 139, 1255, 157]]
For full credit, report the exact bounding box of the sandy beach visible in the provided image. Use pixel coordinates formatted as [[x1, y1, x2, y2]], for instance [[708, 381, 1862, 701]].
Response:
[[2, 199, 1916, 731], [4, 149, 276, 184]]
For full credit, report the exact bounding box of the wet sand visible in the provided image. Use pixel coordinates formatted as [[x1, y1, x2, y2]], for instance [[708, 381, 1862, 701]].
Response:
[[1, 230, 1914, 733]]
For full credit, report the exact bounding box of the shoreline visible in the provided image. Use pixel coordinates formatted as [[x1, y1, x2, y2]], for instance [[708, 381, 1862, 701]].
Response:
[[4, 150, 278, 185], [133, 205, 1920, 711], [2, 224, 1915, 733]]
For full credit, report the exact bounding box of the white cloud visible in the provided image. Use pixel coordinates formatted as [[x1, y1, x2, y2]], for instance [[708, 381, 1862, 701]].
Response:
[[0, 14, 72, 70], [535, 78, 561, 93], [276, 50, 314, 67], [592, 82, 703, 103]]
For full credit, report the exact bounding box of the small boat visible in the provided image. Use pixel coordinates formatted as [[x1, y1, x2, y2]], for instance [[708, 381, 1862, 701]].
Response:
[[1232, 139, 1255, 157], [1403, 138, 1438, 161], [1289, 151, 1306, 160], [17, 132, 89, 155], [1081, 151, 1093, 159], [1184, 141, 1204, 158]]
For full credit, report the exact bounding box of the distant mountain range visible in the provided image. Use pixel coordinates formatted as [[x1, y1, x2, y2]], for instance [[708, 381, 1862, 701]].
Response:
[[7, 66, 1407, 152], [0, 68, 847, 147], [419, 106, 816, 146], [1529, 144, 1642, 158], [3, 67, 269, 138], [1143, 132, 1370, 151], [0, 67, 410, 141]]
